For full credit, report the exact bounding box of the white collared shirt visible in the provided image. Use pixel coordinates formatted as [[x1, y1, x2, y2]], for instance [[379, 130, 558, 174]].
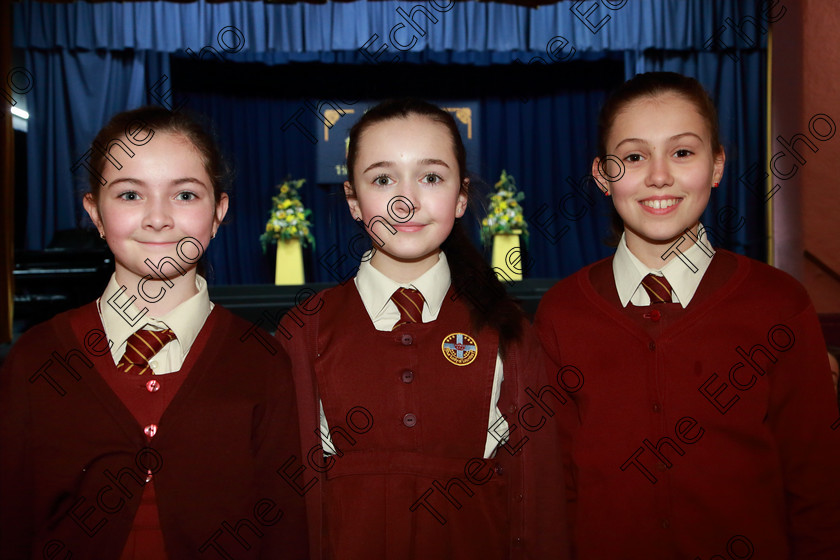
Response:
[[97, 274, 214, 374], [319, 251, 507, 459], [613, 225, 715, 308]]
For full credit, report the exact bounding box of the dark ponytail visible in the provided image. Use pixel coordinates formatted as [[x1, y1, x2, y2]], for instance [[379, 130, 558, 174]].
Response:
[[346, 98, 524, 355], [442, 221, 524, 356]]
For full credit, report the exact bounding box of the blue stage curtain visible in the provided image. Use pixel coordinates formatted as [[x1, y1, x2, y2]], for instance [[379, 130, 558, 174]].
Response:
[[170, 80, 617, 283], [14, 0, 769, 282], [479, 92, 616, 279], [179, 93, 318, 285], [23, 49, 170, 249], [14, 0, 770, 55]]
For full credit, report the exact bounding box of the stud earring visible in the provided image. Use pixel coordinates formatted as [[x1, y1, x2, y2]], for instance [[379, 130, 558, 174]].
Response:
[[604, 190, 611, 197], [100, 233, 106, 239], [713, 182, 719, 188]]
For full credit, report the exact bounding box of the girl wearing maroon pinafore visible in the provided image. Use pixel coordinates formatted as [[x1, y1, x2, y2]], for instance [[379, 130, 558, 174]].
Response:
[[279, 99, 569, 560]]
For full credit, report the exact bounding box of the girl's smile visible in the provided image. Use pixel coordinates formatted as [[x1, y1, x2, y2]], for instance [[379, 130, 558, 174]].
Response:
[[638, 196, 682, 213]]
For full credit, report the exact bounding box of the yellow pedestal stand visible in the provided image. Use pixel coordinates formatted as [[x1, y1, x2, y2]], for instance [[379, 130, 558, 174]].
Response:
[[491, 233, 522, 281], [274, 239, 305, 285]]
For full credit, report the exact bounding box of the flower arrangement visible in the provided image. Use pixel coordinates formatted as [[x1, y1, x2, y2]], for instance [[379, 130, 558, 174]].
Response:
[[259, 178, 316, 252], [480, 169, 529, 246]]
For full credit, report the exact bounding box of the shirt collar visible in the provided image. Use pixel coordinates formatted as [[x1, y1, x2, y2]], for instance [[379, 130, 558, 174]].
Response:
[[355, 251, 450, 321], [98, 273, 213, 360], [613, 226, 715, 308]]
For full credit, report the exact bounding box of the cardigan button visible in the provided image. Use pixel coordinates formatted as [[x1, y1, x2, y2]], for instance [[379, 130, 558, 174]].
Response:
[[652, 402, 661, 413], [508, 404, 518, 414], [512, 537, 523, 546], [144, 424, 157, 438], [656, 461, 668, 472], [645, 309, 661, 321], [494, 463, 504, 475], [400, 334, 413, 346], [401, 369, 414, 383], [146, 379, 160, 393], [648, 341, 656, 351], [403, 413, 417, 427]]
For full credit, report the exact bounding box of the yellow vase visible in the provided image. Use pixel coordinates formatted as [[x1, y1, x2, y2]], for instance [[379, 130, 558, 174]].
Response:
[[491, 233, 522, 281], [275, 239, 305, 285]]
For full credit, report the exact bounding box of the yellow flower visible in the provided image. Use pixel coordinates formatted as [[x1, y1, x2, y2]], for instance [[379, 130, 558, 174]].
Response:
[[289, 226, 298, 234], [280, 184, 289, 194], [282, 199, 292, 208]]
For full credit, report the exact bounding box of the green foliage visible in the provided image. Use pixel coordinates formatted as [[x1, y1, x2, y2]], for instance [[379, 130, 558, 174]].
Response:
[[480, 169, 529, 246], [259, 178, 316, 252]]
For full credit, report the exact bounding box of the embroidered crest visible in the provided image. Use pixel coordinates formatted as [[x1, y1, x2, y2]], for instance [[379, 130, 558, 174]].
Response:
[[441, 333, 478, 366]]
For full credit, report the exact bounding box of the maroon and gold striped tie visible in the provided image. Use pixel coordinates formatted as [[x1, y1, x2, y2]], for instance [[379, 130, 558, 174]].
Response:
[[117, 329, 176, 375], [641, 274, 673, 304], [390, 288, 425, 330]]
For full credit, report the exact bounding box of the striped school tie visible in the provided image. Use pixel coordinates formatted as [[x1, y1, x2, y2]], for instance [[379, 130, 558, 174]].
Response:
[[641, 274, 673, 304], [117, 329, 176, 375], [390, 288, 425, 330]]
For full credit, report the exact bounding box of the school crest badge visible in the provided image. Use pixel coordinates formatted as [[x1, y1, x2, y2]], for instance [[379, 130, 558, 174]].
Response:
[[441, 333, 478, 366]]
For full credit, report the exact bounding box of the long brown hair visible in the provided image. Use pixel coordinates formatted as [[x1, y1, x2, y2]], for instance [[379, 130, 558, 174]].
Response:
[[346, 99, 524, 354]]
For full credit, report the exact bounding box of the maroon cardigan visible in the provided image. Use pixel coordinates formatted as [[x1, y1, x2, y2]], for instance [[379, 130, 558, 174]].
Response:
[[0, 302, 308, 559], [279, 280, 570, 560], [535, 250, 840, 559]]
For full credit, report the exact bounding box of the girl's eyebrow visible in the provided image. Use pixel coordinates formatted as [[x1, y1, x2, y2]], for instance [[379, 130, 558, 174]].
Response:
[[172, 177, 209, 188], [668, 132, 704, 143], [363, 158, 451, 173], [107, 177, 142, 188], [363, 161, 394, 173], [613, 137, 646, 151], [418, 158, 450, 168]]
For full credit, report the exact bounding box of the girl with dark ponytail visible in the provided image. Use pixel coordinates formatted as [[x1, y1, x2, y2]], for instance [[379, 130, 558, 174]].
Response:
[[280, 98, 568, 560]]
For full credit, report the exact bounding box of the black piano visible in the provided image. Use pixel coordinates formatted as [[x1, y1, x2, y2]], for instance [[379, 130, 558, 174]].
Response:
[[13, 229, 113, 332]]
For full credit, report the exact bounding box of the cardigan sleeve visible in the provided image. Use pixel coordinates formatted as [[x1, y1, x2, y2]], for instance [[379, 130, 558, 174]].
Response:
[[533, 290, 581, 529], [0, 332, 37, 558], [277, 299, 327, 560], [765, 300, 840, 559], [505, 320, 571, 560], [254, 346, 310, 559]]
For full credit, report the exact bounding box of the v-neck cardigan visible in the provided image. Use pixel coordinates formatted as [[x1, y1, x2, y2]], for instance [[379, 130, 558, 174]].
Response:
[[0, 302, 308, 559], [535, 249, 840, 559]]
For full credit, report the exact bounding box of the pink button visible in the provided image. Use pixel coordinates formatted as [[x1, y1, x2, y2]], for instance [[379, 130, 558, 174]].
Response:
[[144, 424, 157, 438], [146, 379, 160, 393]]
